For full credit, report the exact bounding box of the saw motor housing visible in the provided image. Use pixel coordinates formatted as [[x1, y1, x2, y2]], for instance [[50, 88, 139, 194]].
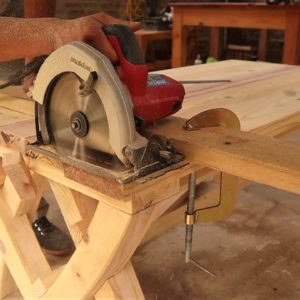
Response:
[[104, 25, 185, 122]]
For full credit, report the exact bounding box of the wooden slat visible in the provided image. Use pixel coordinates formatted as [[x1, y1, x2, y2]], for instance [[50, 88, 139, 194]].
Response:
[[1, 152, 36, 216], [49, 182, 97, 245], [258, 29, 268, 61], [95, 262, 144, 300], [148, 117, 300, 196]]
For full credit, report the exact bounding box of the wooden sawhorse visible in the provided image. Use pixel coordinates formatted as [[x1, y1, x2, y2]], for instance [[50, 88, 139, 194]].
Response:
[[0, 118, 238, 299]]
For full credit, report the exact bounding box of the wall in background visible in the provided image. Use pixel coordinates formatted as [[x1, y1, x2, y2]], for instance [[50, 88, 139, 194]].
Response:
[[55, 0, 228, 19], [55, 0, 127, 18]]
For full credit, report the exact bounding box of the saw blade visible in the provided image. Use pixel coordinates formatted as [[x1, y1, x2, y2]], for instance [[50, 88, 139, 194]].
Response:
[[48, 72, 114, 161]]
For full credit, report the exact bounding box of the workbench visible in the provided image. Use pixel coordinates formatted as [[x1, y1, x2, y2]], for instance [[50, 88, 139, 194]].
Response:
[[171, 2, 300, 67], [1, 60, 300, 299]]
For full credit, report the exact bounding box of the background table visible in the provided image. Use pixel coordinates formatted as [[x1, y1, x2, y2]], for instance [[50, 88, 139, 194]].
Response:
[[135, 29, 172, 70], [171, 2, 300, 67]]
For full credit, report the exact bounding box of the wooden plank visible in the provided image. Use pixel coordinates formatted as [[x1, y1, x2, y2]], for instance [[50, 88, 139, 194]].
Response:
[[159, 62, 300, 131], [0, 200, 52, 297], [209, 27, 222, 59], [258, 29, 268, 61], [28, 173, 47, 222], [95, 262, 144, 300], [0, 60, 297, 137], [0, 107, 33, 127], [0, 260, 17, 299], [0, 119, 35, 141], [49, 181, 97, 245], [148, 117, 300, 196], [283, 11, 300, 65], [161, 60, 294, 94], [172, 7, 188, 67], [1, 152, 36, 216], [0, 84, 31, 101]]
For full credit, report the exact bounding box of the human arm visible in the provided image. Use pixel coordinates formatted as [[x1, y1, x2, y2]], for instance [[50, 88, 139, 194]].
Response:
[[0, 12, 141, 63]]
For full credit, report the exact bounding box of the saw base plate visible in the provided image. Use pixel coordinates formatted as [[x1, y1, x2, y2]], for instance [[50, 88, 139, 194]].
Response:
[[26, 143, 187, 184]]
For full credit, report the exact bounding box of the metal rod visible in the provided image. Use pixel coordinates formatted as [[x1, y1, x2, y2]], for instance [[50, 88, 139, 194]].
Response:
[[189, 255, 217, 277], [182, 252, 216, 276], [179, 80, 231, 84], [185, 172, 196, 263]]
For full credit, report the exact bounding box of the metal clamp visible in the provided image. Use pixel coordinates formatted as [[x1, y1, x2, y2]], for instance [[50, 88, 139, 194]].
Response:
[[185, 212, 196, 225], [184, 172, 216, 277]]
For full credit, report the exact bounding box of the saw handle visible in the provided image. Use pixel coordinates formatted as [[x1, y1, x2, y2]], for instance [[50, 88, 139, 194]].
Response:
[[103, 25, 148, 97]]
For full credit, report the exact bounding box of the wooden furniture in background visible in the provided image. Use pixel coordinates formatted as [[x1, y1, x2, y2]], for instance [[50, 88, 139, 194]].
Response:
[[135, 29, 172, 70], [171, 2, 300, 67]]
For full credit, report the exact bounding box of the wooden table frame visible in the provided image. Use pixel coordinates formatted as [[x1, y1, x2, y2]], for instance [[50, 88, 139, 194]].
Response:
[[171, 2, 300, 67]]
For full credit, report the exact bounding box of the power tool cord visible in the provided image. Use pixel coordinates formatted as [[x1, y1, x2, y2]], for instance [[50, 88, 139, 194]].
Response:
[[0, 56, 47, 90]]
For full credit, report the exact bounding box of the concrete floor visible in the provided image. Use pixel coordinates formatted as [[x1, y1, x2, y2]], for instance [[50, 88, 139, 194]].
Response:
[[132, 184, 300, 300], [6, 183, 300, 299]]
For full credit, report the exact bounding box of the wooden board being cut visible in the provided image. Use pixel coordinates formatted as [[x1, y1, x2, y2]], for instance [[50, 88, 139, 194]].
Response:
[[1, 60, 299, 134]]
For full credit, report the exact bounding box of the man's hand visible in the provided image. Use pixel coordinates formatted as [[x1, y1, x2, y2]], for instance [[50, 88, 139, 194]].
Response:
[[7, 12, 141, 91], [55, 12, 141, 62]]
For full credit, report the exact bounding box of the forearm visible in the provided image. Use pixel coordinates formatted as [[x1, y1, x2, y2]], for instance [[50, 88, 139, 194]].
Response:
[[0, 12, 140, 63], [0, 17, 72, 62]]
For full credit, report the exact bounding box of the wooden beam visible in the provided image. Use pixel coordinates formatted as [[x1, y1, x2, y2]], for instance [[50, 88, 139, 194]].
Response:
[[95, 262, 144, 300], [49, 181, 97, 245], [1, 152, 36, 216], [0, 260, 16, 299], [209, 27, 223, 59], [147, 117, 300, 196], [258, 29, 268, 61]]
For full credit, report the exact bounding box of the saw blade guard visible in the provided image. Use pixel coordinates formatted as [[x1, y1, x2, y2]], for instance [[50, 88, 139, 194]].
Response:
[[31, 41, 148, 165]]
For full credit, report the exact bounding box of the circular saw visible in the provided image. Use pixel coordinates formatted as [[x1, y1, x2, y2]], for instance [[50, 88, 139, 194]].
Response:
[[30, 25, 185, 181]]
